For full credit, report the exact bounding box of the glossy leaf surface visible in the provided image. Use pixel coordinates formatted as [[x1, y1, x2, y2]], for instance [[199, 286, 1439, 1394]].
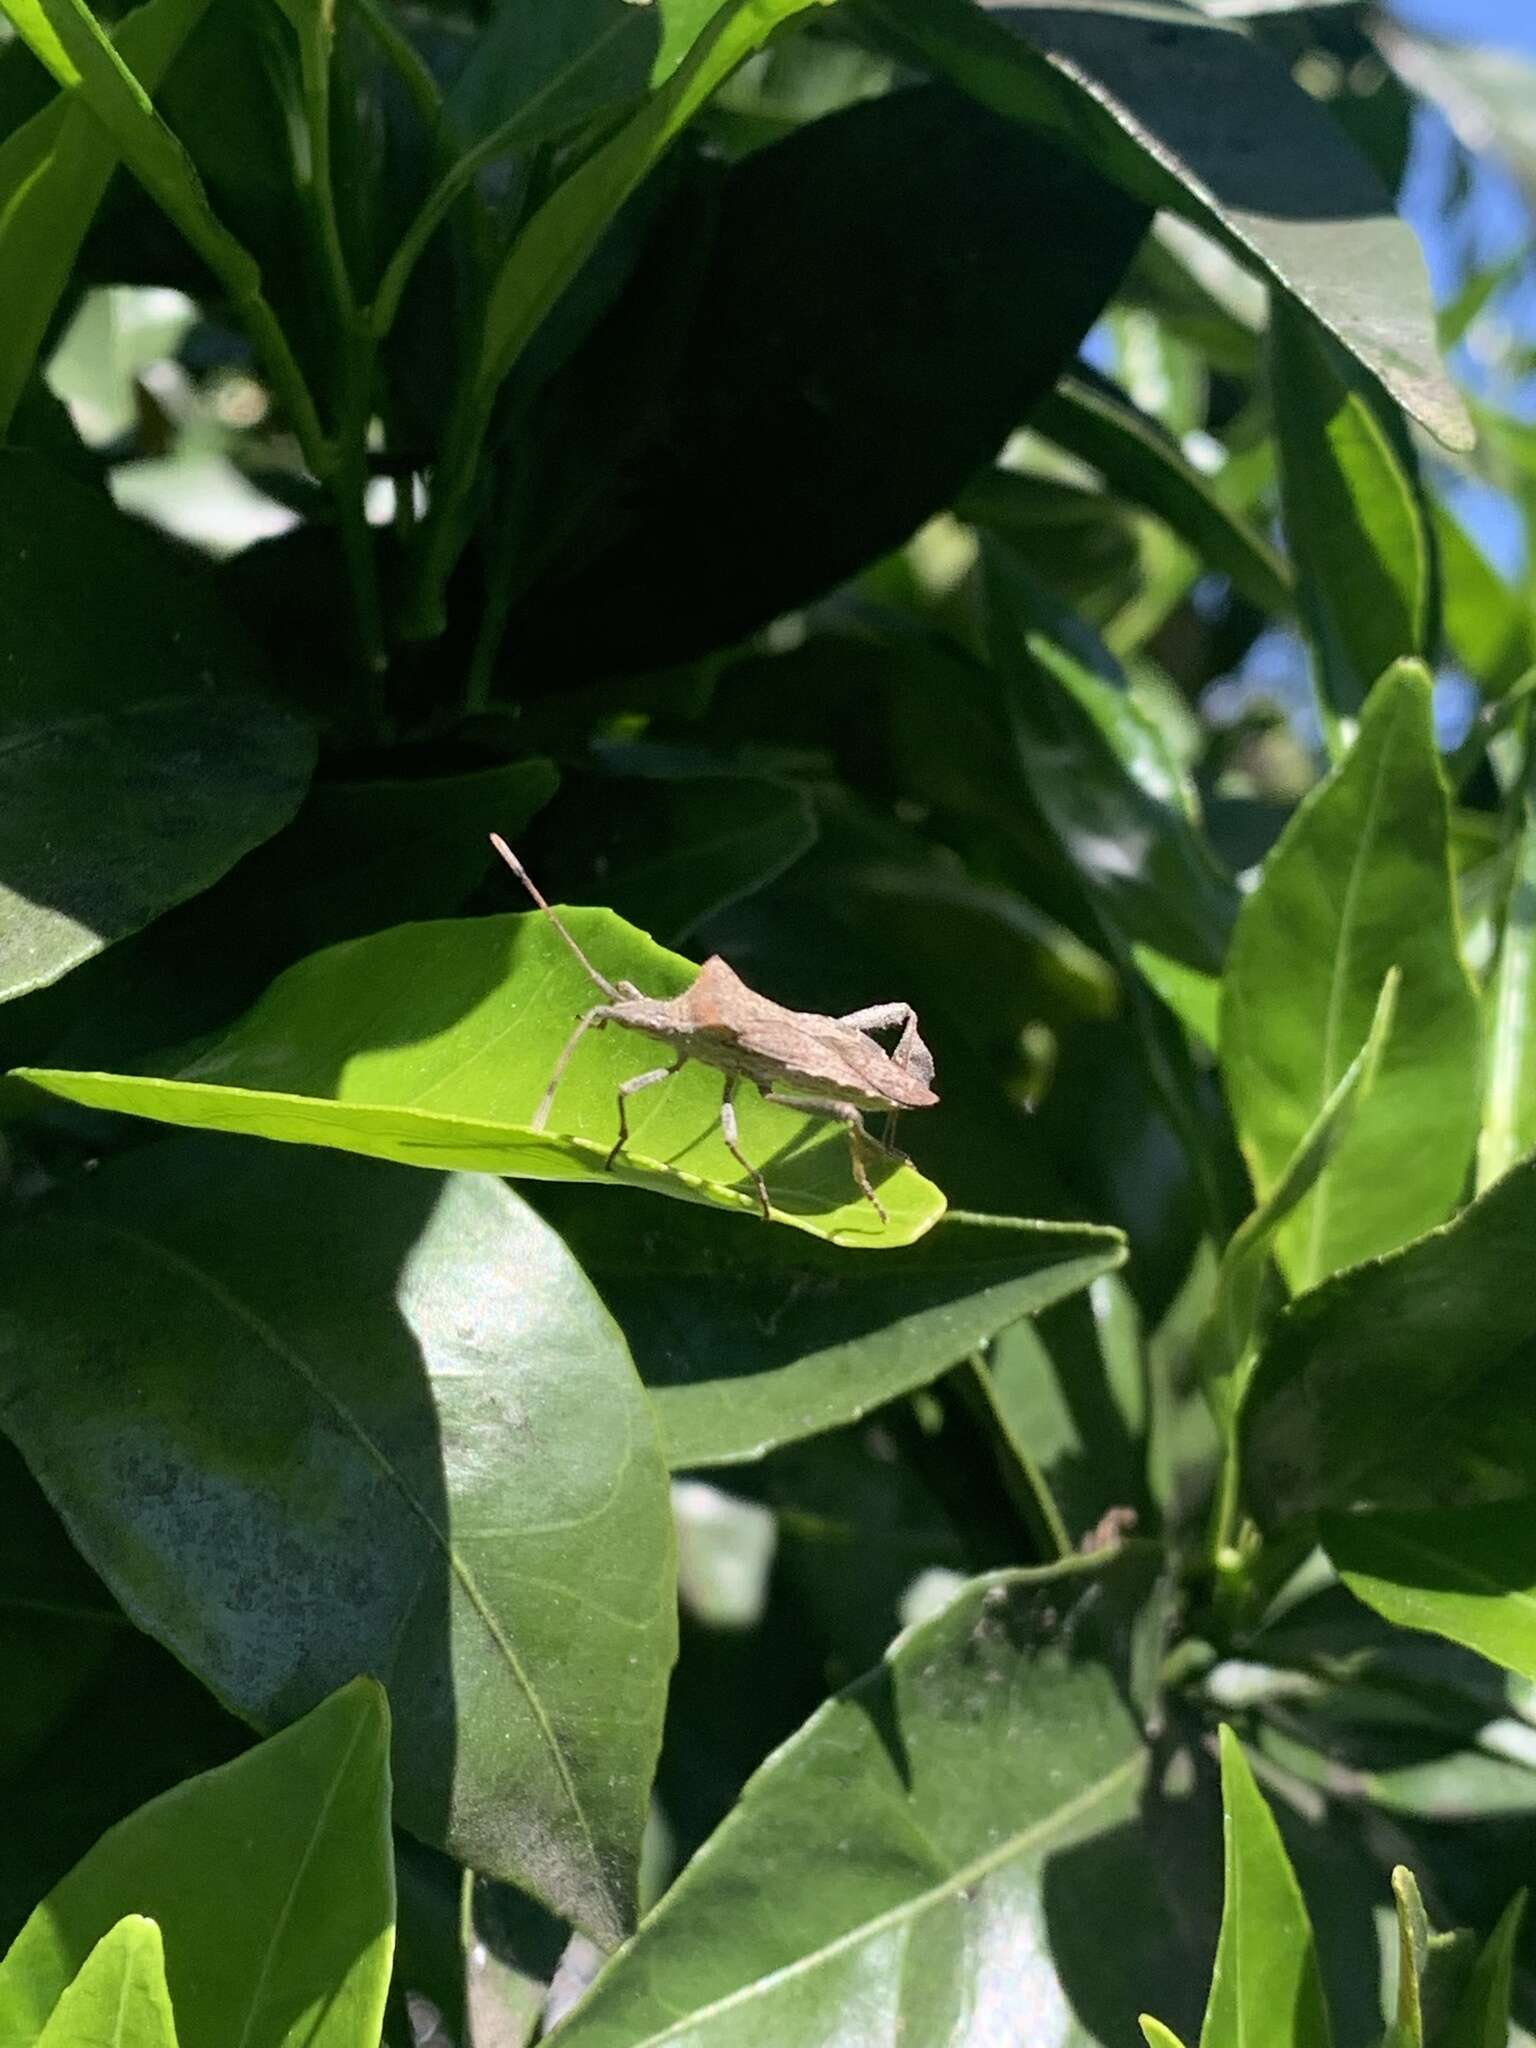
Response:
[[550, 1549, 1162, 2047], [0, 1139, 676, 1944], [537, 1187, 1124, 1467], [862, 0, 1471, 451], [1220, 662, 1479, 1288], [1241, 1150, 1536, 1526], [15, 910, 944, 1244], [0, 1680, 392, 2048], [1325, 1501, 1536, 1685]]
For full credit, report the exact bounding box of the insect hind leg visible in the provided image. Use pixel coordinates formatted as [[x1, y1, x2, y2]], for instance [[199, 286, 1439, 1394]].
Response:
[[761, 1090, 888, 1223]]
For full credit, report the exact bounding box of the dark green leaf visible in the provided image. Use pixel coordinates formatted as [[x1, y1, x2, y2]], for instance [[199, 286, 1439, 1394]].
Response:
[[1219, 661, 1480, 1289], [506, 86, 1150, 676], [860, 0, 1471, 451], [1434, 500, 1534, 701], [0, 1138, 676, 1943], [0, 452, 313, 1004], [15, 907, 945, 1244], [1478, 780, 1536, 1192], [1241, 1150, 1536, 1527], [1445, 1892, 1528, 2048], [1325, 1501, 1536, 1686], [550, 1550, 1166, 2047], [983, 543, 1237, 973], [536, 1186, 1124, 1467], [1272, 298, 1435, 730], [0, 1679, 392, 2048]]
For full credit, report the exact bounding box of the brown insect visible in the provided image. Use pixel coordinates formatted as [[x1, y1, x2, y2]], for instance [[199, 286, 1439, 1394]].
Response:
[[490, 835, 938, 1221]]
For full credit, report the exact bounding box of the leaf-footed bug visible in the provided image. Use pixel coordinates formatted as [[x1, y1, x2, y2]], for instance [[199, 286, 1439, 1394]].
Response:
[[490, 835, 938, 1222]]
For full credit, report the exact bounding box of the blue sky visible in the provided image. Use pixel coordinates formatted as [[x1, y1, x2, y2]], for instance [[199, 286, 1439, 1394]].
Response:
[[1390, 0, 1536, 55]]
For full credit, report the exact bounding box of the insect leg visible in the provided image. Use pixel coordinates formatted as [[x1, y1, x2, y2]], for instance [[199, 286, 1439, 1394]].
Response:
[[534, 1006, 611, 1131], [837, 1004, 935, 1091], [720, 1075, 771, 1221], [606, 1057, 686, 1170], [761, 1092, 888, 1223]]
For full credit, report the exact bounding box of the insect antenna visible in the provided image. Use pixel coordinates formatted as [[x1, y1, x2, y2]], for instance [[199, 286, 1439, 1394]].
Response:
[[489, 834, 619, 999]]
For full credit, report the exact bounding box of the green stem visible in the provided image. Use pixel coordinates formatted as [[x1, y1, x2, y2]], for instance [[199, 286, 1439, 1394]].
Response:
[[235, 289, 333, 480], [350, 0, 442, 131], [1477, 711, 1536, 1192], [398, 380, 491, 642]]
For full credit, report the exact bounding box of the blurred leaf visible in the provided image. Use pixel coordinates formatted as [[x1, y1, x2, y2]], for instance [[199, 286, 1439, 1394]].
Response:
[[34, 1917, 178, 2048], [1272, 298, 1434, 732], [1241, 1149, 1536, 1527], [1434, 502, 1534, 701], [983, 542, 1237, 973], [15, 906, 945, 1243], [861, 0, 1472, 452], [1198, 1726, 1331, 2048], [1142, 2021, 1189, 2048], [0, 1139, 676, 1944], [1031, 370, 1294, 617], [0, 0, 262, 300], [0, 0, 210, 436], [505, 86, 1150, 675], [1134, 947, 1219, 1053], [1478, 778, 1536, 1193], [1220, 661, 1480, 1290], [536, 1185, 1123, 1467], [1325, 1501, 1536, 1687], [476, 0, 835, 399], [1446, 1893, 1528, 2048], [1376, 25, 1536, 216], [548, 1550, 1171, 2048], [1384, 1866, 1477, 2048], [0, 453, 314, 1004], [0, 1679, 392, 2048]]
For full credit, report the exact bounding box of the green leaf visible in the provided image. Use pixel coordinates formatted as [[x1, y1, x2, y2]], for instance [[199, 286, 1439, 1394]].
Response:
[[1207, 970, 1398, 1415], [1240, 1149, 1536, 1527], [0, 1679, 392, 2048], [477, 0, 835, 398], [859, 0, 1471, 453], [1272, 299, 1435, 733], [1478, 777, 1536, 1192], [1142, 2022, 1190, 2048], [34, 1917, 177, 2048], [0, 0, 260, 299], [1325, 1501, 1536, 1687], [0, 452, 314, 1004], [1382, 1867, 1477, 2048], [1202, 1726, 1331, 2048], [536, 1188, 1124, 1467], [1134, 946, 1219, 1053], [14, 909, 945, 1245], [0, 1138, 677, 1945], [983, 543, 1237, 973], [548, 1550, 1163, 2048], [0, 0, 211, 438], [1219, 661, 1480, 1290], [1032, 370, 1294, 618], [1445, 1892, 1528, 2048], [1434, 500, 1535, 701]]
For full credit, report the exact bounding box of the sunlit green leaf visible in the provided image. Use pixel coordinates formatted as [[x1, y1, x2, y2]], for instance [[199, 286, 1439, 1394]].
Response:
[[14, 908, 945, 1245], [0, 1138, 676, 1944], [0, 1680, 392, 2048], [1220, 661, 1479, 1289], [34, 1917, 178, 2048]]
